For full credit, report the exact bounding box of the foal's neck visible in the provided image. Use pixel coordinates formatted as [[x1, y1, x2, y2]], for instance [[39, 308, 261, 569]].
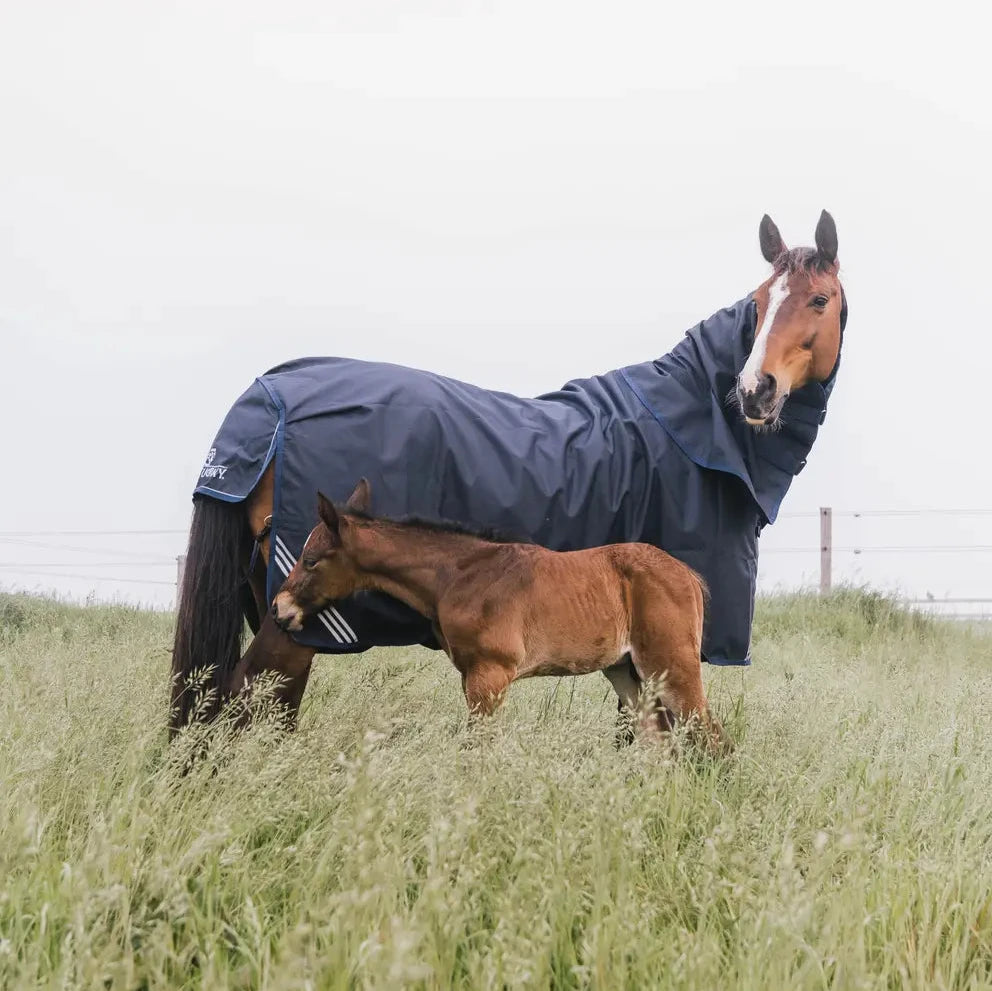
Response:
[[349, 521, 498, 619]]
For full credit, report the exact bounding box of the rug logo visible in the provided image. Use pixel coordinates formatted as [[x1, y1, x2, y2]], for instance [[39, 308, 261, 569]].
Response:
[[199, 447, 229, 480]]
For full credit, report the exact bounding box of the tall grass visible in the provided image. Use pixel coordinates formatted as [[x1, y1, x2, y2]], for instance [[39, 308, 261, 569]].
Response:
[[2, 589, 991, 989]]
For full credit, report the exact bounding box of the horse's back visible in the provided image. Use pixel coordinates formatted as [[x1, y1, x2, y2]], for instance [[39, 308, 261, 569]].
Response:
[[195, 349, 754, 666]]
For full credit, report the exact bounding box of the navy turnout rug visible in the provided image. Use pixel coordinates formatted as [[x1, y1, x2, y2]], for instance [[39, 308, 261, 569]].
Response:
[[194, 294, 845, 665]]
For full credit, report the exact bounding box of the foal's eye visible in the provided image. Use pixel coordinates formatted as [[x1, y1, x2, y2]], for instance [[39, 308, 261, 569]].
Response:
[[811, 294, 829, 308], [303, 557, 317, 570]]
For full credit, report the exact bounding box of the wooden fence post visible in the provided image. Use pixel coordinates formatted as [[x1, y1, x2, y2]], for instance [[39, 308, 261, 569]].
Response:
[[819, 507, 832, 595], [176, 554, 186, 601]]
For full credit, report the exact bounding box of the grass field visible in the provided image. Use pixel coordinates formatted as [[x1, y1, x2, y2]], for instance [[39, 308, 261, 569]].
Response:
[[2, 589, 992, 990]]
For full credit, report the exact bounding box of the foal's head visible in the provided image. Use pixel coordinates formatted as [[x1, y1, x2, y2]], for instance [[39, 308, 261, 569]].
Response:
[[272, 479, 371, 632], [736, 210, 843, 427]]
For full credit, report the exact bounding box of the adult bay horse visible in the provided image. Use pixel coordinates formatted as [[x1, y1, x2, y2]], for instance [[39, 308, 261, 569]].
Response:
[[170, 211, 847, 736]]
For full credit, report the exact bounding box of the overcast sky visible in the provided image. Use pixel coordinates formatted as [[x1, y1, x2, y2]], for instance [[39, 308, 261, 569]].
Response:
[[2, 1, 991, 612]]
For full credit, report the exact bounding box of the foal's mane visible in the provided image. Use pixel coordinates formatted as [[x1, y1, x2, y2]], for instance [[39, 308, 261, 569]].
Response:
[[343, 507, 532, 546]]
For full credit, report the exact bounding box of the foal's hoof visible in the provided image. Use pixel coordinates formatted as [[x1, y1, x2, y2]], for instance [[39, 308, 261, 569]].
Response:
[[614, 700, 635, 749], [614, 721, 636, 749], [711, 727, 736, 757]]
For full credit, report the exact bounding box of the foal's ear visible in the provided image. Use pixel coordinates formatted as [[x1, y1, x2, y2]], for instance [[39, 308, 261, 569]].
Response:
[[317, 490, 340, 536], [814, 209, 838, 267], [345, 477, 372, 513], [759, 214, 787, 264]]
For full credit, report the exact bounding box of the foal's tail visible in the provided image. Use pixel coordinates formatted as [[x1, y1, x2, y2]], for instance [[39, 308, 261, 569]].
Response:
[[690, 566, 709, 655], [685, 566, 734, 753], [169, 497, 252, 738]]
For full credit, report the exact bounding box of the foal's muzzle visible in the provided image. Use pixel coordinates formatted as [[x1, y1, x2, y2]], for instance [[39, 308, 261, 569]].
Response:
[[737, 372, 782, 425], [272, 592, 305, 632]]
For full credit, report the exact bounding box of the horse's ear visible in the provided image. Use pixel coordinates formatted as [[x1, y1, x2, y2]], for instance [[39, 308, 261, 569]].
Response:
[[317, 490, 340, 538], [759, 214, 787, 264], [814, 209, 838, 266], [345, 477, 371, 513]]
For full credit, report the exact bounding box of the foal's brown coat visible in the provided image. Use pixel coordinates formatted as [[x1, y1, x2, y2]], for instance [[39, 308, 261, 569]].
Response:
[[274, 481, 728, 751]]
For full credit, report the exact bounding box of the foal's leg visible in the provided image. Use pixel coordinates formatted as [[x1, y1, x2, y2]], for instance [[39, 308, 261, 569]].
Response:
[[628, 583, 731, 754], [460, 656, 516, 718], [630, 642, 730, 754], [604, 656, 676, 748], [631, 598, 730, 752], [227, 612, 317, 729], [604, 658, 640, 747]]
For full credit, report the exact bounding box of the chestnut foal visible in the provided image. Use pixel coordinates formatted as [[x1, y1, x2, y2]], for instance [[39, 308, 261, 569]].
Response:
[[272, 480, 730, 753]]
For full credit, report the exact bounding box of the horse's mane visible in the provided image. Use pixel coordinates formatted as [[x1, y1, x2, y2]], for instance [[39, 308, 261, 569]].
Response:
[[343, 507, 532, 546], [773, 246, 833, 277]]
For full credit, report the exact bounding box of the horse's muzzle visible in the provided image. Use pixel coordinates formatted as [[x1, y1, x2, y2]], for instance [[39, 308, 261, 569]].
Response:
[[737, 372, 781, 425]]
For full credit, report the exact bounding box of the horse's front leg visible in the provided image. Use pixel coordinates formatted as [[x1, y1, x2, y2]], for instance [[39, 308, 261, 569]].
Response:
[[227, 612, 316, 729], [230, 477, 316, 728]]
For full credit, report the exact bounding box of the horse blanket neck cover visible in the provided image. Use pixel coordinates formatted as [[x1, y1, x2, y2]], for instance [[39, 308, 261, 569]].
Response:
[[195, 293, 846, 665]]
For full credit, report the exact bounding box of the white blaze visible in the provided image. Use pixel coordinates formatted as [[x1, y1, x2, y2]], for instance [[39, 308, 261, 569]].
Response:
[[739, 273, 789, 393]]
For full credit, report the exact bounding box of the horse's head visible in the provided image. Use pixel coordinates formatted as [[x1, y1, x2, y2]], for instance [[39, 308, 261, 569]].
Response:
[[736, 210, 843, 427], [272, 479, 371, 632]]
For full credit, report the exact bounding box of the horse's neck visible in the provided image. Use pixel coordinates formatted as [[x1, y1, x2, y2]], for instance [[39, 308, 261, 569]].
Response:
[[351, 527, 488, 619]]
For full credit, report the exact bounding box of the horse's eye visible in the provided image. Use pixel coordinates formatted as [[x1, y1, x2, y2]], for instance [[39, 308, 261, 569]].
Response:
[[812, 294, 829, 308], [303, 557, 317, 570]]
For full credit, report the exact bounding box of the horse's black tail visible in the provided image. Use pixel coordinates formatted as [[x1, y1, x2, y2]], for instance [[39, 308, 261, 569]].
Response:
[[169, 496, 252, 737]]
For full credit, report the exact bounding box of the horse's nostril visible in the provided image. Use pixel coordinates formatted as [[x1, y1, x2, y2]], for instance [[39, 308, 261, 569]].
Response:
[[271, 601, 279, 617], [759, 372, 777, 398]]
